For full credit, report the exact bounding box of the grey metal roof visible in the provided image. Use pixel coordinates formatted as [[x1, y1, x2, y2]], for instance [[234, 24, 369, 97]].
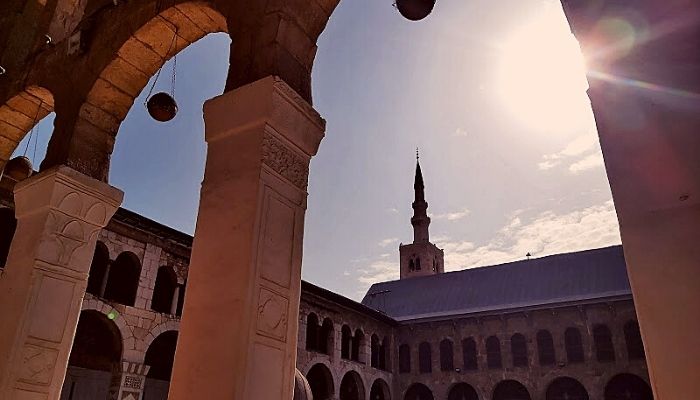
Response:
[[361, 245, 631, 322]]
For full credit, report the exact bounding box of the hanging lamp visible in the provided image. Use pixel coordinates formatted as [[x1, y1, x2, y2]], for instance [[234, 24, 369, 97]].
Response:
[[395, 0, 436, 21], [146, 29, 179, 122]]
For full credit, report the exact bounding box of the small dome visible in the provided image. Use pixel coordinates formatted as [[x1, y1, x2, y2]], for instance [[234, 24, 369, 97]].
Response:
[[3, 156, 33, 183]]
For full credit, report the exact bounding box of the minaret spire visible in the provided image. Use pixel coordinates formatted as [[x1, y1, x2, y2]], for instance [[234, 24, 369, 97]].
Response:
[[411, 150, 430, 243], [399, 151, 445, 279]]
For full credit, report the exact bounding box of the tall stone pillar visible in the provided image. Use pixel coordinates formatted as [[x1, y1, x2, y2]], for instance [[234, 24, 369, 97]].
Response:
[[169, 76, 325, 400], [0, 165, 123, 400], [109, 361, 150, 400]]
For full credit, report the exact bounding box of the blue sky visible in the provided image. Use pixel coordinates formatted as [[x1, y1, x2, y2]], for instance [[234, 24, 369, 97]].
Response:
[[16, 0, 620, 300]]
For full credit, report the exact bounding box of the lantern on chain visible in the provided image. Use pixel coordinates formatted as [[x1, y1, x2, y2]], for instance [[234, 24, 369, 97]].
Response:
[[146, 29, 179, 122], [395, 0, 436, 21]]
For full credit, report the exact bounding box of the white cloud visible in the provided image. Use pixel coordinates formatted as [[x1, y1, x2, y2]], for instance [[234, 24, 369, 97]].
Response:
[[438, 200, 621, 270], [377, 238, 398, 248], [356, 200, 622, 295], [431, 207, 471, 221], [453, 127, 469, 137], [538, 134, 603, 173], [569, 152, 604, 173]]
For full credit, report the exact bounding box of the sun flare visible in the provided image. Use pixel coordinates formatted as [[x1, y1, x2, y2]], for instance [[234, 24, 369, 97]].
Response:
[[496, 3, 590, 132]]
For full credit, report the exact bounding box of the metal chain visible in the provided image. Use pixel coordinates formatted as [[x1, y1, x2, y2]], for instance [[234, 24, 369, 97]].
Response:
[[144, 29, 178, 104]]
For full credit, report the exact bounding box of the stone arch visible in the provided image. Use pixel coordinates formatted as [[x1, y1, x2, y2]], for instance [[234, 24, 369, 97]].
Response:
[[306, 312, 320, 351], [341, 324, 352, 359], [152, 265, 178, 313], [546, 377, 589, 400], [145, 330, 179, 381], [447, 383, 478, 400], [404, 383, 434, 400], [104, 251, 141, 306], [351, 328, 365, 362], [604, 374, 653, 400], [371, 334, 381, 368], [319, 317, 334, 355], [68, 309, 123, 370], [294, 368, 313, 400], [86, 240, 110, 296], [339, 370, 365, 400], [80, 297, 132, 344], [493, 380, 531, 400], [306, 362, 335, 400], [141, 322, 180, 352], [624, 320, 646, 360], [45, 1, 229, 180], [370, 378, 391, 400], [63, 309, 123, 399], [440, 338, 454, 371], [0, 86, 54, 170], [0, 207, 17, 267]]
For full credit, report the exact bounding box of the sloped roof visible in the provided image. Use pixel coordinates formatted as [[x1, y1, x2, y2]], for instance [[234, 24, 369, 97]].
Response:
[[361, 245, 631, 322]]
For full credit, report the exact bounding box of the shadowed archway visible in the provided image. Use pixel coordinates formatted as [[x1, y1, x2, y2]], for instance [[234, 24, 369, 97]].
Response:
[[546, 377, 589, 400]]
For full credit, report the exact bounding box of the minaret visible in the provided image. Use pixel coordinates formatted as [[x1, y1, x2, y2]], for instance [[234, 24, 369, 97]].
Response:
[[399, 151, 445, 279]]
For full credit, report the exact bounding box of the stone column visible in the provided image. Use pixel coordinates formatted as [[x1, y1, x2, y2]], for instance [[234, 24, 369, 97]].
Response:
[[0, 165, 123, 400], [99, 260, 112, 297], [109, 361, 150, 400], [170, 285, 180, 316], [168, 76, 325, 400]]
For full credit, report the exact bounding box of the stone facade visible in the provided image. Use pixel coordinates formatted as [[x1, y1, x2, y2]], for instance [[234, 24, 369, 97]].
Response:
[[0, 174, 651, 399]]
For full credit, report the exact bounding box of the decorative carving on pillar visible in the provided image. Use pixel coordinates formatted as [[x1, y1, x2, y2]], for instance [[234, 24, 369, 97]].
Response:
[[109, 361, 150, 400], [261, 133, 310, 190], [257, 287, 290, 342], [0, 165, 123, 399]]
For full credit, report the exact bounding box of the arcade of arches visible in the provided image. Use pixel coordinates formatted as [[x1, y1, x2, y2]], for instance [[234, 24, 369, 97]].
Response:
[[0, 0, 698, 399]]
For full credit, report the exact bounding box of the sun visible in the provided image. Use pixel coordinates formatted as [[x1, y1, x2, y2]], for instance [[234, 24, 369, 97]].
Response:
[[495, 3, 590, 132]]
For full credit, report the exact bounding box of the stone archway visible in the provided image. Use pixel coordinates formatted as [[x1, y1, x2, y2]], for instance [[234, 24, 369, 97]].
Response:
[[546, 377, 589, 400], [370, 378, 391, 400], [61, 310, 122, 400], [404, 383, 434, 400], [306, 363, 335, 400], [493, 380, 531, 400], [144, 330, 179, 400], [448, 383, 478, 400], [604, 374, 653, 400], [340, 370, 366, 400]]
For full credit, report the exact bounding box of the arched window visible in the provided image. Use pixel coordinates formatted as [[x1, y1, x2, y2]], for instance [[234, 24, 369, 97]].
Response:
[[537, 330, 555, 366], [319, 318, 334, 355], [86, 241, 110, 297], [379, 336, 390, 370], [0, 208, 17, 267], [399, 344, 411, 373], [341, 325, 352, 360], [351, 329, 364, 362], [409, 259, 415, 271], [418, 342, 432, 373], [151, 266, 178, 314], [624, 320, 645, 360], [104, 251, 141, 306], [371, 334, 380, 368], [486, 336, 502, 369], [511, 333, 528, 367], [306, 313, 319, 351], [565, 327, 585, 363], [462, 337, 477, 370], [440, 338, 454, 371], [415, 257, 421, 270], [593, 324, 615, 362]]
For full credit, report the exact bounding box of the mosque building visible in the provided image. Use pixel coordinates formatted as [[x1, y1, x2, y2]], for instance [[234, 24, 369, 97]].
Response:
[[0, 156, 651, 400]]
